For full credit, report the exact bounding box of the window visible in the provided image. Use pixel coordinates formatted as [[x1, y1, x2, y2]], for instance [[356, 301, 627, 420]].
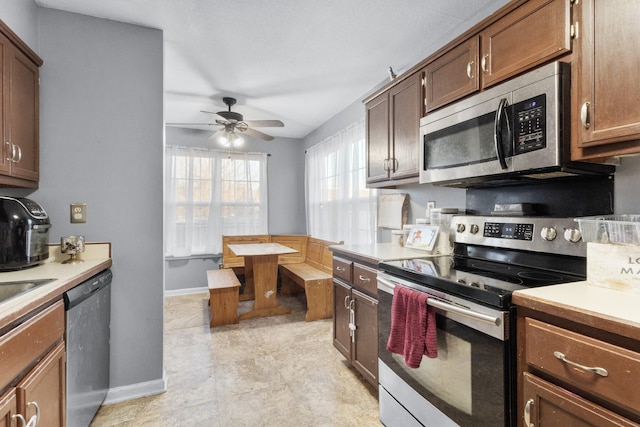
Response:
[[165, 147, 268, 257], [305, 120, 377, 244]]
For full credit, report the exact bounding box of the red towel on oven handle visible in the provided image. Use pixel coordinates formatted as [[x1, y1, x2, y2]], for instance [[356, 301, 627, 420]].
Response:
[[386, 285, 438, 368]]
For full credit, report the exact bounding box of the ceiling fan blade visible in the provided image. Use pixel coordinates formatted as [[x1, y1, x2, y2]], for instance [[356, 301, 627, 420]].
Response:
[[242, 128, 274, 141], [200, 110, 230, 123], [243, 119, 284, 128], [166, 122, 217, 126]]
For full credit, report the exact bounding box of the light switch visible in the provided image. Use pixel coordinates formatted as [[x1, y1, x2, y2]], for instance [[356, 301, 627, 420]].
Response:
[[70, 203, 87, 223]]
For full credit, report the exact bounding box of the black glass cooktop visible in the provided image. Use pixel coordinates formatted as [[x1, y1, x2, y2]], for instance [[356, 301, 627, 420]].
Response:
[[379, 255, 585, 309]]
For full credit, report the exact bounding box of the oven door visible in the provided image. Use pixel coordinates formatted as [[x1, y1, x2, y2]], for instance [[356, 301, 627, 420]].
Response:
[[377, 273, 515, 427]]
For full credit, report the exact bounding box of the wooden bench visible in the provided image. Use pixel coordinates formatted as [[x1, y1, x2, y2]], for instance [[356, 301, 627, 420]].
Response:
[[207, 269, 241, 327], [279, 237, 340, 321]]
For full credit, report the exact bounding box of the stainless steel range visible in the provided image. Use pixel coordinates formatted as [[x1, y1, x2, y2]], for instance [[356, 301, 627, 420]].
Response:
[[377, 215, 587, 427]]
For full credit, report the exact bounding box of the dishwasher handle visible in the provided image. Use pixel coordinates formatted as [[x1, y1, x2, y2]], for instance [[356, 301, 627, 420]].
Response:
[[63, 269, 113, 310]]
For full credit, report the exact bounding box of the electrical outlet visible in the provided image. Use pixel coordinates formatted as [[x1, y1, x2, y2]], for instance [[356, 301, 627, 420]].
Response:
[[427, 201, 436, 211], [70, 203, 87, 223]]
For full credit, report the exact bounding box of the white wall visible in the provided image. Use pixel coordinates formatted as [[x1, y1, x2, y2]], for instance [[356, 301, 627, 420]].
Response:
[[164, 127, 305, 292], [4, 5, 166, 401]]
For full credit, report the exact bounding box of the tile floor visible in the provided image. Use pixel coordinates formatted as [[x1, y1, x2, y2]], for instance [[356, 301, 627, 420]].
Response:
[[90, 292, 380, 426]]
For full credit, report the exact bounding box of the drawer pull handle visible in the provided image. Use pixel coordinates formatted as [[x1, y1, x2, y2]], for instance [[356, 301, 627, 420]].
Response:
[[553, 351, 609, 377], [358, 275, 371, 283], [524, 398, 534, 427], [336, 266, 346, 272]]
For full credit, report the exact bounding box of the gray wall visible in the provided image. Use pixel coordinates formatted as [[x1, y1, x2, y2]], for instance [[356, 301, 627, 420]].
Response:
[[0, 3, 166, 401], [164, 127, 305, 292]]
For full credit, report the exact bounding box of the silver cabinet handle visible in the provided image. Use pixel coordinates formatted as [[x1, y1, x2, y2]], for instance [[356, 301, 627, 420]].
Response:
[[481, 54, 489, 73], [344, 295, 350, 310], [553, 351, 608, 377], [580, 101, 591, 129], [383, 158, 389, 172], [26, 402, 39, 427], [358, 275, 371, 283], [12, 414, 27, 427], [5, 141, 13, 161], [336, 266, 345, 272], [15, 145, 22, 163], [466, 60, 474, 79], [524, 398, 534, 427]]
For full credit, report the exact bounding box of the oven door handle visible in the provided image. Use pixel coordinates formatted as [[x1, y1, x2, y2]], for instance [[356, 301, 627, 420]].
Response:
[[377, 277, 501, 326]]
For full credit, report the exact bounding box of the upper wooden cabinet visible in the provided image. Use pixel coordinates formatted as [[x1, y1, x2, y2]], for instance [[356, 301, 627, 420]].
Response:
[[424, 0, 571, 113], [0, 20, 42, 188], [366, 72, 420, 186], [479, 0, 571, 88], [424, 36, 480, 113], [572, 0, 640, 159]]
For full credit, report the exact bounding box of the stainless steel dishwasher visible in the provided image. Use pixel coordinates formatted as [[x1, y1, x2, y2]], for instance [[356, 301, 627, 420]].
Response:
[[63, 268, 112, 427]]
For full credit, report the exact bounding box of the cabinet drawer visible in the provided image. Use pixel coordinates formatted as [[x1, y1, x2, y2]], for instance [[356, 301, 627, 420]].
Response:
[[333, 257, 353, 282], [0, 301, 64, 389], [522, 372, 638, 427], [525, 317, 640, 416], [353, 264, 378, 297]]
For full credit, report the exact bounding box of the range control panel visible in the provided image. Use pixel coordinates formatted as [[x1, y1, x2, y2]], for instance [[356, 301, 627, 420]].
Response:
[[453, 215, 586, 257]]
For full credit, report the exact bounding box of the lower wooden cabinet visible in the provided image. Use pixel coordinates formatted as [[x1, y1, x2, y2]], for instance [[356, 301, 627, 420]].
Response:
[[515, 297, 640, 426], [0, 301, 66, 427], [17, 342, 66, 427], [0, 389, 18, 427], [332, 255, 378, 387], [522, 372, 638, 427]]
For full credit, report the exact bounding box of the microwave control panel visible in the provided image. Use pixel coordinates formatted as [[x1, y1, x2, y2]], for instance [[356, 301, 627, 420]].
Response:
[[513, 94, 546, 154]]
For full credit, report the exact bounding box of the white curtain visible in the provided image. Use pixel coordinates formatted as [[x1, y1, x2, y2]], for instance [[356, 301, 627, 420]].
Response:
[[305, 120, 377, 244], [165, 147, 268, 257]]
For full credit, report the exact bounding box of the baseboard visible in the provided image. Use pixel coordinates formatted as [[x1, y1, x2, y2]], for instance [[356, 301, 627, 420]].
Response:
[[103, 371, 168, 405], [164, 286, 208, 297]]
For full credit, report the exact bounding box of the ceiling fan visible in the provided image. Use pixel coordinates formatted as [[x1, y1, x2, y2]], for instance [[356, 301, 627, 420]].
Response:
[[170, 97, 284, 142]]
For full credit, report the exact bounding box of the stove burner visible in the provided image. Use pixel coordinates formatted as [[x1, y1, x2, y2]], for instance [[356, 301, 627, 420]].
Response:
[[517, 271, 565, 281]]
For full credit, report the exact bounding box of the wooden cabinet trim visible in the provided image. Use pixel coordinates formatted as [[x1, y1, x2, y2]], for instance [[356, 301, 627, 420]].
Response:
[[0, 301, 64, 390]]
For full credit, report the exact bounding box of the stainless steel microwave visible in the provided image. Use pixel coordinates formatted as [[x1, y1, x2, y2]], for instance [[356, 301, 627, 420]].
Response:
[[419, 61, 614, 187]]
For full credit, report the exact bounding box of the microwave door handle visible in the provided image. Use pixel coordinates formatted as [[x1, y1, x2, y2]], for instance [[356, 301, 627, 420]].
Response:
[[494, 98, 509, 170]]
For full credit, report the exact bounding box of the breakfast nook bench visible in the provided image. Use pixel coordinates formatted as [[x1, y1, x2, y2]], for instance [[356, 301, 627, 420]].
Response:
[[278, 237, 340, 321], [207, 268, 241, 327]]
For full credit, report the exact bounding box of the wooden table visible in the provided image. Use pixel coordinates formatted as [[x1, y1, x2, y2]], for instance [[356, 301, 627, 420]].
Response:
[[227, 243, 298, 320]]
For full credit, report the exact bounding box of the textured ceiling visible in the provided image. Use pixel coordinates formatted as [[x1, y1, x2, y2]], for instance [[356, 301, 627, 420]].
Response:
[[34, 0, 509, 139]]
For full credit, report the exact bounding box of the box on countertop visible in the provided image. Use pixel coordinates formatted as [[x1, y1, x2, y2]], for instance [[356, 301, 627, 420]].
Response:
[[587, 242, 640, 293]]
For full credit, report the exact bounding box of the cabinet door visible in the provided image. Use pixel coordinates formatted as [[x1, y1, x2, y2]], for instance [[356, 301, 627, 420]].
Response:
[[389, 72, 420, 180], [0, 389, 17, 427], [0, 32, 10, 177], [365, 92, 389, 183], [352, 288, 378, 387], [424, 36, 480, 112], [522, 372, 638, 427], [333, 280, 352, 360], [17, 342, 66, 427], [480, 0, 570, 88], [573, 0, 640, 155], [6, 42, 39, 182]]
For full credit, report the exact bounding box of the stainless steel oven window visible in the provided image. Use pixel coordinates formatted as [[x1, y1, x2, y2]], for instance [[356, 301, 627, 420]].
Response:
[[377, 275, 514, 427], [424, 111, 498, 170]]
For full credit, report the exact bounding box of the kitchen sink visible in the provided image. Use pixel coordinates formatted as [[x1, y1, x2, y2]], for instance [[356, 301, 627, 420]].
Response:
[[0, 278, 56, 304]]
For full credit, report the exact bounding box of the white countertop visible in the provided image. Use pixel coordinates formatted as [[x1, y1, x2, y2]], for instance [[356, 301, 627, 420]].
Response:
[[0, 243, 112, 329], [329, 243, 435, 263], [513, 281, 640, 329]]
